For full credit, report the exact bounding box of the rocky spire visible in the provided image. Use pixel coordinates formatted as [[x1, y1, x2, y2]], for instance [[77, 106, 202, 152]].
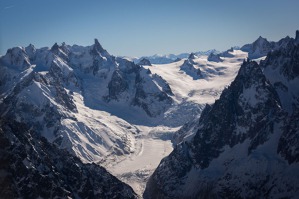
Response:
[[295, 30, 299, 44], [188, 52, 197, 60], [94, 38, 105, 52], [50, 42, 59, 52], [2, 47, 31, 69], [208, 52, 223, 62], [138, 58, 152, 66]]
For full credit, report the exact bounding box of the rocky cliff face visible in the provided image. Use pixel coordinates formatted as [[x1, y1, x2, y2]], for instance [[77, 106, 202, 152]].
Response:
[[207, 53, 223, 62], [0, 117, 137, 199], [180, 55, 202, 80], [144, 32, 299, 199], [241, 35, 293, 59], [137, 58, 152, 66]]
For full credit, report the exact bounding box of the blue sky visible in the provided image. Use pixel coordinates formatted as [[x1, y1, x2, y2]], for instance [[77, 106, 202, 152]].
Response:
[[1, 0, 299, 56]]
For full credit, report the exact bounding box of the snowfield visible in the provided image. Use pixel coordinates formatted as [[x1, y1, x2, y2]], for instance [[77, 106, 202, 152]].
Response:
[[144, 50, 248, 105], [105, 126, 176, 196], [71, 89, 176, 195], [102, 50, 247, 195]]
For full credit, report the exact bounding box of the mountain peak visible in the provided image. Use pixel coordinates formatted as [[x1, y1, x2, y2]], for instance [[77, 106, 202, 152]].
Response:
[[137, 58, 152, 66], [2, 46, 31, 69], [50, 42, 60, 52], [90, 38, 109, 57], [94, 38, 104, 51], [208, 52, 223, 62], [254, 36, 268, 44], [25, 44, 36, 59], [295, 30, 299, 44], [27, 43, 35, 49], [188, 52, 197, 59], [240, 35, 272, 59]]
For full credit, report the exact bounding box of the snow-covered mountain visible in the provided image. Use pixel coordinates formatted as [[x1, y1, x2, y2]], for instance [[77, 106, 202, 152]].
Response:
[[179, 54, 202, 80], [132, 49, 220, 64], [0, 39, 174, 164], [207, 52, 223, 62], [0, 117, 137, 198], [137, 58, 152, 66], [240, 34, 294, 59], [144, 31, 299, 198]]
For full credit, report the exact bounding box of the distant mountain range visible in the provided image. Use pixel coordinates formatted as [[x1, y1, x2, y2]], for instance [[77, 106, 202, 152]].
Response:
[[123, 49, 220, 64]]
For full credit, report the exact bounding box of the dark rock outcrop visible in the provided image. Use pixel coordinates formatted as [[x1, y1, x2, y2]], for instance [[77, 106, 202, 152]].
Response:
[[138, 58, 152, 66], [0, 117, 137, 199]]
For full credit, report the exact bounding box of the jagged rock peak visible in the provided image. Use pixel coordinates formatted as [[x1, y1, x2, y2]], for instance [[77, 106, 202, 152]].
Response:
[[188, 52, 197, 59], [180, 59, 202, 80], [25, 44, 36, 60], [26, 43, 35, 49], [295, 30, 299, 44], [284, 35, 291, 40], [138, 58, 152, 66], [25, 44, 36, 52], [208, 52, 223, 62], [94, 38, 105, 52], [254, 36, 269, 45], [2, 46, 31, 69], [50, 42, 59, 52]]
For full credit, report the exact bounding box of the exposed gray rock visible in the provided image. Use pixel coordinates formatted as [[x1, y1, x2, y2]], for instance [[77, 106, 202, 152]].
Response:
[[180, 59, 202, 80], [0, 117, 138, 199], [138, 58, 152, 66], [207, 53, 223, 62]]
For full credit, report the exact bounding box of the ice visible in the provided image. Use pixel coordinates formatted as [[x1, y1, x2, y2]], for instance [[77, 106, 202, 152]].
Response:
[[143, 50, 248, 105], [104, 125, 176, 196]]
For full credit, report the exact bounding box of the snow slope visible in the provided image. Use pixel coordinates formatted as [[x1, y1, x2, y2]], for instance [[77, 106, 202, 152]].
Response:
[[144, 50, 247, 105], [104, 125, 176, 196]]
